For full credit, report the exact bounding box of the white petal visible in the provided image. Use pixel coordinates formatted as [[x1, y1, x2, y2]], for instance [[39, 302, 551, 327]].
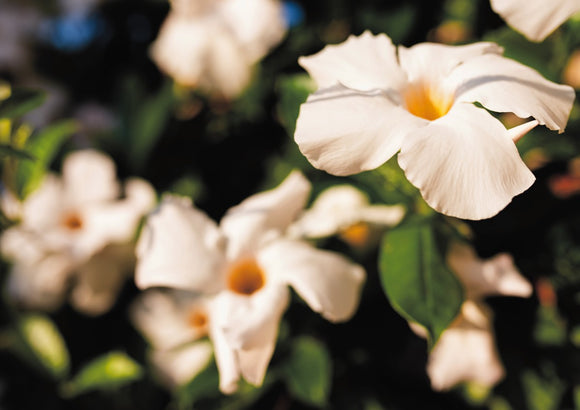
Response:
[[258, 239, 365, 322], [150, 13, 209, 87], [62, 150, 120, 206], [210, 319, 241, 394], [299, 31, 406, 91], [295, 84, 426, 176], [451, 54, 575, 132], [150, 341, 213, 389], [219, 0, 287, 63], [214, 284, 289, 350], [135, 195, 227, 293], [237, 342, 276, 387], [428, 301, 505, 390], [69, 244, 134, 316], [220, 171, 311, 259], [131, 289, 209, 350], [398, 103, 536, 220], [490, 0, 580, 41], [21, 174, 65, 231], [289, 185, 405, 238], [73, 179, 155, 260], [7, 252, 73, 311], [398, 41, 502, 84], [447, 242, 533, 299]]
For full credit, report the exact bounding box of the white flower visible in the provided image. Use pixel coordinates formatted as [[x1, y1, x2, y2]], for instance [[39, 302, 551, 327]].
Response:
[[1, 150, 156, 314], [294, 31, 575, 220], [131, 289, 214, 388], [289, 184, 405, 247], [411, 242, 532, 390], [150, 0, 287, 99], [135, 171, 365, 393], [490, 0, 580, 42]]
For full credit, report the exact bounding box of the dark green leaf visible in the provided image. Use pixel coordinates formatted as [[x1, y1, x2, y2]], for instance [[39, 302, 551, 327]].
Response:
[[128, 82, 174, 171], [379, 218, 464, 346], [284, 336, 331, 407], [0, 88, 46, 119], [0, 144, 35, 160], [62, 351, 143, 397], [14, 120, 77, 199], [276, 74, 315, 136]]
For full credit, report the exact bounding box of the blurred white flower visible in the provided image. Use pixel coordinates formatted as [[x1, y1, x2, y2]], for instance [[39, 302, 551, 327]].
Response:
[[131, 289, 213, 388], [135, 171, 365, 393], [411, 242, 532, 390], [1, 150, 156, 315], [490, 0, 580, 42], [295, 31, 575, 220], [150, 0, 287, 99], [289, 184, 405, 247]]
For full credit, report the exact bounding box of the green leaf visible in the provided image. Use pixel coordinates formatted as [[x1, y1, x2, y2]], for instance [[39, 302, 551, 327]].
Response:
[[276, 74, 315, 136], [13, 119, 77, 199], [0, 88, 46, 119], [0, 144, 35, 160], [379, 218, 464, 346], [62, 351, 143, 397], [128, 81, 174, 171], [176, 357, 221, 408], [521, 365, 565, 410], [283, 336, 331, 407], [16, 314, 70, 380]]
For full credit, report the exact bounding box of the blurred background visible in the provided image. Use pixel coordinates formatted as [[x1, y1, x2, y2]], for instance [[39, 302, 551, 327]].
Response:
[[0, 0, 580, 409]]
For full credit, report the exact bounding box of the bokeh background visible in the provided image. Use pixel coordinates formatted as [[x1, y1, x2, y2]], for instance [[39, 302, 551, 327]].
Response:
[[0, 0, 580, 409]]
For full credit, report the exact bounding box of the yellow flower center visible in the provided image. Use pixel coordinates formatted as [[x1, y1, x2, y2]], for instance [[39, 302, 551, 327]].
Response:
[[187, 309, 209, 336], [227, 258, 265, 296], [339, 222, 371, 247], [62, 212, 83, 231], [404, 82, 453, 121]]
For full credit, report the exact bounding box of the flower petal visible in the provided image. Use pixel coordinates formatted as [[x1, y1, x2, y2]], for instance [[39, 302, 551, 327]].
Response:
[[220, 171, 311, 259], [131, 289, 209, 350], [427, 301, 505, 390], [447, 242, 533, 299], [298, 31, 406, 91], [398, 103, 536, 220], [289, 185, 404, 238], [398, 41, 502, 83], [210, 320, 241, 394], [70, 244, 135, 316], [451, 53, 575, 132], [7, 252, 73, 311], [219, 0, 287, 63], [490, 0, 580, 42], [258, 239, 365, 322], [135, 195, 226, 293], [295, 84, 426, 176], [21, 174, 65, 231], [73, 179, 156, 260], [62, 150, 120, 206], [150, 341, 213, 389]]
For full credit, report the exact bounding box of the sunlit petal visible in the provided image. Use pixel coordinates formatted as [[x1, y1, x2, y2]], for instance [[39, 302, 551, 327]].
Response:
[[135, 195, 226, 293], [490, 0, 580, 41], [258, 239, 365, 322], [295, 84, 425, 176], [451, 54, 575, 131], [298, 31, 406, 91], [398, 103, 535, 220]]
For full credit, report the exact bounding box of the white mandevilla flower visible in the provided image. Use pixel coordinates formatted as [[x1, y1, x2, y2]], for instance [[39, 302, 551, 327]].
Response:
[[490, 0, 580, 42], [0, 150, 156, 315], [135, 171, 365, 394], [294, 31, 575, 220], [289, 184, 405, 247], [150, 0, 287, 99], [131, 289, 214, 388], [410, 242, 532, 390]]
